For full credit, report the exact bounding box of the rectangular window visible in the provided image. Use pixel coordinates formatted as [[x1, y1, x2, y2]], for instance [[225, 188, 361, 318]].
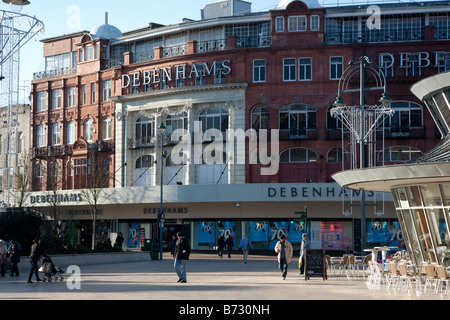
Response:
[[299, 58, 312, 81], [52, 89, 62, 110], [275, 16, 285, 32], [67, 87, 76, 108], [91, 82, 96, 104], [283, 58, 296, 81], [288, 16, 307, 32], [195, 64, 205, 86], [253, 59, 266, 83], [330, 56, 343, 80], [311, 15, 320, 31], [81, 84, 87, 105], [103, 80, 112, 101], [37, 92, 46, 112]]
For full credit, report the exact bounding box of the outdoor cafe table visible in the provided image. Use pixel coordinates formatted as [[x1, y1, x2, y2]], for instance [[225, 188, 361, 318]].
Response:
[[364, 246, 396, 271]]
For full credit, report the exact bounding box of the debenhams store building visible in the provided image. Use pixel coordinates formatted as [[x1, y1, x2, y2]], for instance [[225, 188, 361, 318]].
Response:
[[23, 183, 396, 252]]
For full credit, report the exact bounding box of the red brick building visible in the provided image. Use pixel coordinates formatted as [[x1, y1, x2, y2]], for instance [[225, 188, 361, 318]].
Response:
[[28, 0, 450, 252]]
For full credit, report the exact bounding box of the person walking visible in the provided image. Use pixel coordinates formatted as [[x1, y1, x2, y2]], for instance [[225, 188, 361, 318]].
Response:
[[217, 235, 225, 258], [274, 235, 293, 280], [225, 234, 234, 258], [173, 232, 190, 283], [239, 234, 252, 264], [28, 238, 44, 283], [0, 240, 7, 277], [299, 233, 310, 275], [8, 240, 21, 277], [114, 232, 124, 251]]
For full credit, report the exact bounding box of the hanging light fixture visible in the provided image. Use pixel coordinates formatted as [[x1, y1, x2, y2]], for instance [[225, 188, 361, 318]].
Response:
[[333, 96, 345, 107], [2, 0, 30, 4]]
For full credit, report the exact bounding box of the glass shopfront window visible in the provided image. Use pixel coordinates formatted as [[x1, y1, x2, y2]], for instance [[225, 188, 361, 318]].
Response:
[[425, 208, 450, 265], [392, 183, 450, 267]]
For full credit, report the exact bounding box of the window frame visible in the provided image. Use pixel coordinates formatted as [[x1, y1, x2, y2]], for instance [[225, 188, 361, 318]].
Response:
[[330, 56, 344, 80], [283, 58, 297, 82], [253, 59, 266, 83], [299, 57, 312, 81]]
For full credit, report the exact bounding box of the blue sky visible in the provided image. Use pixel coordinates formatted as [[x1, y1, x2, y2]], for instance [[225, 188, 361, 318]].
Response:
[[1, 0, 283, 90]]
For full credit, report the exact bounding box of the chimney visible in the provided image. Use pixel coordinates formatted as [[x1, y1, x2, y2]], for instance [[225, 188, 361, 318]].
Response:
[[105, 12, 108, 24]]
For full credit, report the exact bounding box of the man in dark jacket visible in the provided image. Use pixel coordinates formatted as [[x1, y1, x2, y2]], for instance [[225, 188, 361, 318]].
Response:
[[28, 238, 44, 283], [173, 232, 190, 283]]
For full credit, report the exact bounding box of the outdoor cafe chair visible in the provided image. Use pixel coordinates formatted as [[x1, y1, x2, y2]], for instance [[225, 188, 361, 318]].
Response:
[[436, 265, 450, 296], [387, 262, 400, 290], [338, 254, 349, 276], [325, 255, 335, 276], [398, 263, 421, 292], [424, 264, 440, 294]]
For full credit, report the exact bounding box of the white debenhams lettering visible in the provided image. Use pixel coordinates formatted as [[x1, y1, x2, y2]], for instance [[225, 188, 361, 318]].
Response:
[[121, 60, 232, 89], [399, 52, 431, 69]]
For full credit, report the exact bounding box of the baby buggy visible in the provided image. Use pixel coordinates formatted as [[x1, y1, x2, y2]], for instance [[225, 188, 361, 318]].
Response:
[[39, 256, 64, 282]]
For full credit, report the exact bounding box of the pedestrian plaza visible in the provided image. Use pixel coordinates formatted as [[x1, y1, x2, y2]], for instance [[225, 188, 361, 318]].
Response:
[[0, 252, 448, 302]]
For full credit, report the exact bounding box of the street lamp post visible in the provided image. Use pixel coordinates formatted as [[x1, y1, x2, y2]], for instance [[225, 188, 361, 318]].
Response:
[[332, 55, 392, 253], [158, 123, 166, 260]]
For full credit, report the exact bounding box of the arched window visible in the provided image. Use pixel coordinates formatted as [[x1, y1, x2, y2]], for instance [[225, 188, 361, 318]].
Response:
[[199, 108, 229, 132], [37, 125, 45, 147], [18, 132, 24, 153], [251, 105, 270, 131], [67, 161, 73, 177], [67, 121, 75, 144], [165, 153, 188, 185], [84, 118, 93, 142], [279, 104, 317, 133], [382, 101, 423, 130], [36, 163, 44, 178], [134, 155, 154, 186], [280, 148, 317, 163], [379, 146, 422, 162], [103, 157, 111, 174], [50, 162, 60, 177], [102, 116, 111, 140], [136, 116, 155, 143], [52, 123, 61, 146], [327, 146, 347, 163]]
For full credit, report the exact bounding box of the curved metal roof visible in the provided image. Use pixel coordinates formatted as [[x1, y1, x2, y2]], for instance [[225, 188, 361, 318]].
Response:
[[90, 24, 123, 40]]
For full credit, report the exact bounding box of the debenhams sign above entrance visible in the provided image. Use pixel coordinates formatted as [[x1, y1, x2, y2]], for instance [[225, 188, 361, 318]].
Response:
[[121, 60, 232, 89]]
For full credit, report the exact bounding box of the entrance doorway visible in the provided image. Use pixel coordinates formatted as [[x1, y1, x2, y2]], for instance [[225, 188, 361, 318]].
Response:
[[163, 224, 182, 253]]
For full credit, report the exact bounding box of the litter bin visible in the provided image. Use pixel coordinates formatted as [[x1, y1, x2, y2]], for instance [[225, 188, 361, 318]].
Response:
[[149, 239, 159, 260], [142, 239, 151, 252]]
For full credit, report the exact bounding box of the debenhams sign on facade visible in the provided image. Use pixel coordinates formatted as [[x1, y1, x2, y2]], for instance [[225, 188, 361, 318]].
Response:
[[121, 60, 232, 89], [26, 183, 388, 207]]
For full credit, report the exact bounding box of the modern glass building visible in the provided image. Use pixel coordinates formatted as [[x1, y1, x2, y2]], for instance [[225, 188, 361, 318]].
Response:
[[333, 71, 450, 266]]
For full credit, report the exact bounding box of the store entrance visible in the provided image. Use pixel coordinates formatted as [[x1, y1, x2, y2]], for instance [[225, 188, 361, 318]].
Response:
[[163, 224, 182, 253]]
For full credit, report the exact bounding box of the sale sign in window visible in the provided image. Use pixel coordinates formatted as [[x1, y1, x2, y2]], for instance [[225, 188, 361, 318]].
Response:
[[321, 221, 343, 250]]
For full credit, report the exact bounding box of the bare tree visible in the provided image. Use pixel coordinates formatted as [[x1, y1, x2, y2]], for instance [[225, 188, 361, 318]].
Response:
[[79, 147, 114, 250], [11, 151, 33, 208]]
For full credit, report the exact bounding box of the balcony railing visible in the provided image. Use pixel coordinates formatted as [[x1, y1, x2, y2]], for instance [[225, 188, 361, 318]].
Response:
[[33, 145, 73, 159], [279, 128, 318, 140], [325, 28, 424, 44], [128, 136, 155, 149], [236, 36, 271, 48], [196, 39, 227, 53], [33, 66, 77, 80], [163, 44, 187, 58]]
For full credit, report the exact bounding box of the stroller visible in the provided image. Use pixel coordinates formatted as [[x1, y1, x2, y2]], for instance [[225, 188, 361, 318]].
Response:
[[39, 256, 65, 282]]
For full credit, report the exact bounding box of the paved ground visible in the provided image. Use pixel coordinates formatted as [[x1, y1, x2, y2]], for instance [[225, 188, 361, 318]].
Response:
[[0, 252, 447, 302]]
